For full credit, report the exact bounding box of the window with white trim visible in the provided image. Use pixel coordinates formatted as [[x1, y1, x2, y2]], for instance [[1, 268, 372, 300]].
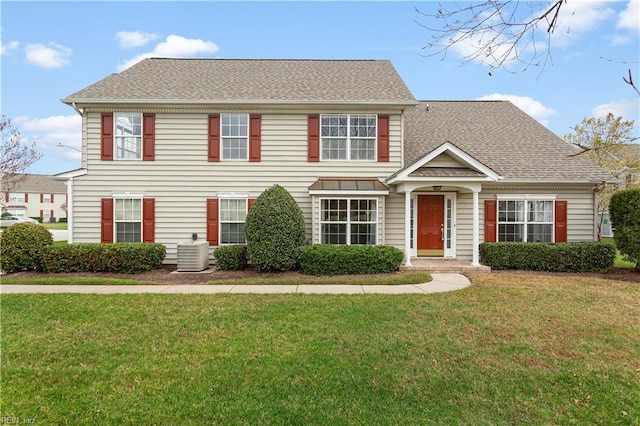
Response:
[[320, 199, 377, 245], [115, 113, 142, 159], [7, 208, 26, 217], [43, 194, 52, 203], [498, 199, 553, 242], [221, 113, 248, 160], [220, 198, 247, 244], [9, 193, 25, 203], [321, 114, 376, 161], [115, 198, 142, 243]]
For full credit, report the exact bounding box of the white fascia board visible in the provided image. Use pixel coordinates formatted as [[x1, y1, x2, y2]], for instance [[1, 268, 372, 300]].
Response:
[[309, 190, 389, 196], [53, 169, 87, 179]]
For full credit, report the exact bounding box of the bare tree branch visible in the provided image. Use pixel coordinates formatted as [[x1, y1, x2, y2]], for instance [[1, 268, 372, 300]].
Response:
[[1, 115, 42, 200], [623, 69, 640, 96]]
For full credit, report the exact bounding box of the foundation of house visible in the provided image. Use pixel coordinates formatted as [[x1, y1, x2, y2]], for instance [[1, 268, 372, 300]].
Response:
[[400, 258, 491, 273]]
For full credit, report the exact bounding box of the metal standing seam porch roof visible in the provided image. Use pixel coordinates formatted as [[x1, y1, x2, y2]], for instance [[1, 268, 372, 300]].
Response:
[[308, 178, 390, 193]]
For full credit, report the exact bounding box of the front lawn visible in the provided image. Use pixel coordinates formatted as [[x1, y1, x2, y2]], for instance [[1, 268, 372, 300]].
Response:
[[1, 273, 638, 424]]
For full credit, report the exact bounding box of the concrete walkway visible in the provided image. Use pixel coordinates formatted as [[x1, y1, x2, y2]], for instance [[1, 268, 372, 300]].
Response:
[[0, 273, 470, 295]]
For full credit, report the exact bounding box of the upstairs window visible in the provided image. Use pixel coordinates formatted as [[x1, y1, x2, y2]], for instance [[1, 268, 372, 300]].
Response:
[[221, 113, 248, 160], [9, 193, 25, 203], [115, 113, 142, 159], [321, 114, 376, 161], [43, 194, 52, 203]]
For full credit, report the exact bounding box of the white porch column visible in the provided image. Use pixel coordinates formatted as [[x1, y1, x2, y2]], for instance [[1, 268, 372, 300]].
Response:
[[404, 190, 412, 266], [66, 177, 73, 244], [472, 189, 480, 266]]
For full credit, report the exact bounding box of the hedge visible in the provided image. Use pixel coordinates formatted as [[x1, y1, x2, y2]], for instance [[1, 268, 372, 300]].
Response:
[[479, 242, 615, 272], [42, 243, 166, 274], [214, 245, 247, 270], [609, 188, 640, 269], [300, 245, 404, 276], [0, 222, 54, 273]]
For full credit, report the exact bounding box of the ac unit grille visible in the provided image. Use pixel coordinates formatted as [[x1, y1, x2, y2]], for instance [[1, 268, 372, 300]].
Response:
[[176, 241, 210, 272]]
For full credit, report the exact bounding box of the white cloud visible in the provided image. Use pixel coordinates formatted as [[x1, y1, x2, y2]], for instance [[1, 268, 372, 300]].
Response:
[[118, 34, 219, 71], [608, 35, 633, 46], [550, 1, 615, 47], [24, 42, 71, 69], [116, 31, 160, 49], [592, 99, 640, 122], [618, 0, 639, 32], [1, 40, 19, 55], [476, 93, 556, 125], [14, 115, 82, 160]]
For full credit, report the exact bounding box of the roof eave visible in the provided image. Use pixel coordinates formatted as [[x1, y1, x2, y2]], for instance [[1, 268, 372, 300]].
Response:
[[61, 98, 419, 108]]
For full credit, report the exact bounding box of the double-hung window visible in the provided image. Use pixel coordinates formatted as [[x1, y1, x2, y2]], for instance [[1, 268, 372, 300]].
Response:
[[114, 198, 142, 243], [498, 199, 554, 242], [43, 194, 52, 203], [221, 113, 248, 160], [321, 114, 376, 161], [220, 198, 247, 244], [9, 193, 25, 203], [320, 199, 377, 245], [115, 113, 142, 159]]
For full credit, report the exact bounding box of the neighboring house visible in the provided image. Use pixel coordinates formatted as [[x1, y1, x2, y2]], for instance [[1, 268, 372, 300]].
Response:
[[57, 58, 612, 265], [1, 174, 67, 222]]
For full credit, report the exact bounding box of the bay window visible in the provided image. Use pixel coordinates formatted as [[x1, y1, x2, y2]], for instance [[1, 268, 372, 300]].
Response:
[[320, 198, 377, 245]]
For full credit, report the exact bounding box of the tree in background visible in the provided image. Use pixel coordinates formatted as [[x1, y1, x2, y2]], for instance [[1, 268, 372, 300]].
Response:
[[416, 1, 639, 94], [563, 113, 639, 239], [1, 115, 42, 203]]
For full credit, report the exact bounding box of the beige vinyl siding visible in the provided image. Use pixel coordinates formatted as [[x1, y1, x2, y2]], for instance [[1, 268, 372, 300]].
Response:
[[72, 111, 402, 263], [384, 192, 406, 250]]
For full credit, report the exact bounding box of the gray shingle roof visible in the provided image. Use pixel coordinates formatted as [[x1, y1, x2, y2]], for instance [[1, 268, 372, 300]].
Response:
[[404, 101, 612, 183], [62, 58, 416, 105], [2, 174, 67, 193]]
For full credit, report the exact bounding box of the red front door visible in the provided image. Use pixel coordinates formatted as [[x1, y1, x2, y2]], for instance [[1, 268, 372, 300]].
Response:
[[417, 195, 444, 256]]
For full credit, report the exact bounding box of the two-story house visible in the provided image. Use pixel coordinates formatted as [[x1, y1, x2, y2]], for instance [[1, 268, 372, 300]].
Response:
[[57, 58, 611, 266], [1, 174, 67, 222]]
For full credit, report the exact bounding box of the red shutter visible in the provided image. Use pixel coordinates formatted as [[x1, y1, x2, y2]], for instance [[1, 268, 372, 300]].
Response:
[[249, 114, 261, 162], [248, 198, 256, 210], [101, 113, 114, 161], [142, 113, 155, 161], [142, 198, 155, 243], [51, 194, 55, 203], [24, 193, 28, 202], [377, 115, 390, 162], [484, 200, 497, 242], [206, 198, 219, 246], [40, 209, 43, 217], [308, 114, 320, 162], [5, 193, 8, 202], [50, 209, 54, 218], [40, 193, 44, 203], [101, 198, 114, 243], [208, 114, 220, 162], [555, 200, 567, 243]]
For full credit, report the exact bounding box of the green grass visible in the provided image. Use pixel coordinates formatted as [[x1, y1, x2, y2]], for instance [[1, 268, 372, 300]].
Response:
[[0, 277, 154, 285], [602, 237, 636, 268], [212, 272, 432, 286], [40, 222, 67, 230], [1, 273, 638, 424]]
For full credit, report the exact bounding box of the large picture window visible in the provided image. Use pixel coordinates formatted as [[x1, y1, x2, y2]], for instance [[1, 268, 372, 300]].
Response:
[[115, 198, 142, 243], [320, 198, 377, 245], [220, 198, 247, 244], [498, 199, 553, 242], [221, 113, 248, 160], [115, 113, 142, 159], [321, 114, 376, 161]]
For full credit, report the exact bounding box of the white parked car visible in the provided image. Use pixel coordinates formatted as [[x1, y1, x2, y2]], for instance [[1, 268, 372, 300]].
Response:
[[0, 216, 40, 228]]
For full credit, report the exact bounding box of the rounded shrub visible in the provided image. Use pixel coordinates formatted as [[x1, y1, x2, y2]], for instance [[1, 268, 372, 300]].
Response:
[[245, 184, 306, 272], [214, 245, 247, 270], [0, 223, 54, 273], [610, 188, 640, 269]]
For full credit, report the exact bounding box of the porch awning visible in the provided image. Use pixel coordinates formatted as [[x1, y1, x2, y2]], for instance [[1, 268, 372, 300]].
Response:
[[308, 178, 390, 195]]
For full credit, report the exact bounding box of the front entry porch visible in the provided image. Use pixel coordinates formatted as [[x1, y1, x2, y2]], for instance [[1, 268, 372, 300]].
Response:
[[400, 258, 490, 273]]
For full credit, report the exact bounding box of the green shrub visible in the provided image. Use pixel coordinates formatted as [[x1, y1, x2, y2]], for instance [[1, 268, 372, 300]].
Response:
[[610, 188, 640, 270], [479, 242, 615, 272], [1, 212, 11, 217], [300, 245, 404, 276], [214, 245, 247, 270], [32, 217, 43, 223], [0, 223, 54, 273], [245, 185, 306, 272], [58, 218, 68, 223], [41, 243, 166, 274]]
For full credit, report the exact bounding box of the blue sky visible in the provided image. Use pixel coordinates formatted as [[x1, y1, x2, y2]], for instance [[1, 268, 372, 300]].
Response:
[[2, 1, 639, 175]]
